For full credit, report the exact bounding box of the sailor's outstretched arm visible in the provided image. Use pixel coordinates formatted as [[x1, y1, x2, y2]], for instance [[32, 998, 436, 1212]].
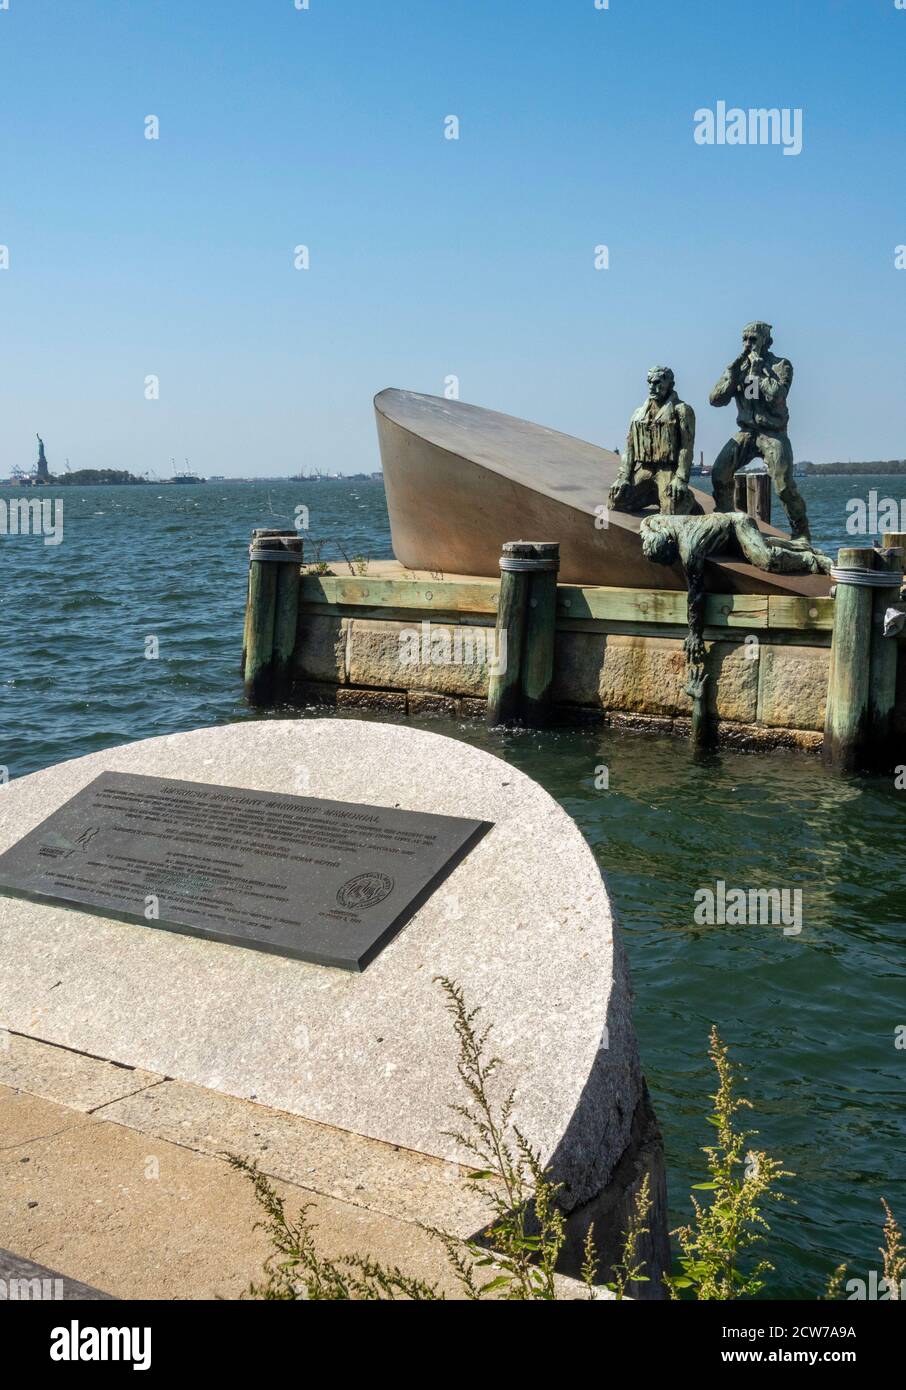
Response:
[[733, 515, 776, 568], [683, 553, 708, 663], [734, 515, 830, 574]]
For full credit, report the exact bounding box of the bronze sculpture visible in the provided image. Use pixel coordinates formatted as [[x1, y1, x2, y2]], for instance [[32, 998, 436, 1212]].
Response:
[[374, 389, 829, 597], [709, 322, 811, 541], [608, 367, 700, 516], [640, 511, 830, 665]]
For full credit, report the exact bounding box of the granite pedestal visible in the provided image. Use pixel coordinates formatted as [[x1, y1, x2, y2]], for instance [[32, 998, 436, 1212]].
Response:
[[0, 719, 667, 1290]]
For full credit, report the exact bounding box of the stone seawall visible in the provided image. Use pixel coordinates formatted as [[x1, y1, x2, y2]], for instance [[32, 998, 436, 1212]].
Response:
[[287, 563, 890, 751]]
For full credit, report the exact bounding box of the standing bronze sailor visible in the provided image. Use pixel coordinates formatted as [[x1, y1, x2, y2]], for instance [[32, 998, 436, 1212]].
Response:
[[608, 366, 699, 516], [709, 321, 811, 541]]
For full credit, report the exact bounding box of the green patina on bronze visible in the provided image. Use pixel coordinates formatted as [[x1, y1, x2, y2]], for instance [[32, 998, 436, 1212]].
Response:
[[640, 512, 831, 745], [608, 367, 700, 517], [710, 322, 812, 542]]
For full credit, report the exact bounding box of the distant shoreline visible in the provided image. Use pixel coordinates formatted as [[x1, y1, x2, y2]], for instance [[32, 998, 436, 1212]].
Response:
[[0, 473, 386, 487], [4, 465, 903, 487], [800, 462, 906, 477]]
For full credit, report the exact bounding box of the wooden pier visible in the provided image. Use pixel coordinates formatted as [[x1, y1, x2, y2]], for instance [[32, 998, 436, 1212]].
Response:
[[241, 530, 905, 767]]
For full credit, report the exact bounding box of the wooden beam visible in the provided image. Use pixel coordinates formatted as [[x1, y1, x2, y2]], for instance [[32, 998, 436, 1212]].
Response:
[[557, 587, 690, 624], [301, 575, 499, 615], [300, 575, 835, 633], [765, 595, 834, 632]]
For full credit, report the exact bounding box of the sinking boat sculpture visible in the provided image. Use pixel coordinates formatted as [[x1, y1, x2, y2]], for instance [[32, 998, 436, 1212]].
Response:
[[374, 389, 830, 597]]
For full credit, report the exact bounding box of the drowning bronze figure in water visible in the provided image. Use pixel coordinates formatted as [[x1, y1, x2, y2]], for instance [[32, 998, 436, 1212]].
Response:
[[639, 510, 830, 746], [640, 511, 830, 665]]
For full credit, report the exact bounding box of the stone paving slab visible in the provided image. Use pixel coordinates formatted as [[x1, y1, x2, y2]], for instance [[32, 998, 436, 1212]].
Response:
[[0, 1084, 91, 1149], [1, 1085, 608, 1299], [0, 1030, 163, 1112], [0, 1038, 486, 1237], [100, 1078, 489, 1238], [0, 1087, 459, 1300]]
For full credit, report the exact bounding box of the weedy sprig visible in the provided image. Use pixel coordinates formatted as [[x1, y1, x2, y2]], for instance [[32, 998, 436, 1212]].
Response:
[[606, 1174, 652, 1299], [228, 1154, 443, 1301], [667, 1026, 792, 1300], [880, 1199, 905, 1299], [236, 997, 804, 1302], [431, 976, 570, 1299]]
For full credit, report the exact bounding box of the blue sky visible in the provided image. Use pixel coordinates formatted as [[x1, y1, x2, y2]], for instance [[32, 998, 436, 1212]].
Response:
[[0, 0, 904, 476]]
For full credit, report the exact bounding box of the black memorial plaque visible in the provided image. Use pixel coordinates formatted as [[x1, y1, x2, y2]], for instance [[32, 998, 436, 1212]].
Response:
[[0, 772, 493, 971]]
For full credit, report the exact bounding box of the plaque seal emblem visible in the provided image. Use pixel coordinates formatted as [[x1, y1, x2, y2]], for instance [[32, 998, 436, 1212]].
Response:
[[336, 871, 394, 911]]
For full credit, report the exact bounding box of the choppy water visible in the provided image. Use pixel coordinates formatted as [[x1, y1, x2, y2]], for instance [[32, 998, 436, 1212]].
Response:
[[1, 473, 904, 1298]]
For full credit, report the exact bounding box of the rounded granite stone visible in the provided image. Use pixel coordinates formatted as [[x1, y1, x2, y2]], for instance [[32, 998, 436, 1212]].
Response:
[[0, 720, 641, 1210]]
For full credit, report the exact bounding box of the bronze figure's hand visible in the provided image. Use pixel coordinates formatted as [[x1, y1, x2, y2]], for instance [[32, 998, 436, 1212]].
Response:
[[683, 662, 708, 700]]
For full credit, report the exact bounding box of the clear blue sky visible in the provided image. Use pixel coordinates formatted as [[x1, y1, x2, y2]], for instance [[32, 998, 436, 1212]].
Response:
[[1, 0, 903, 476]]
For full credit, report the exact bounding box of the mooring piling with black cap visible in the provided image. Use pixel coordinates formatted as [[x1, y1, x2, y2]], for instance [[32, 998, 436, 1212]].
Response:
[[243, 528, 303, 707], [824, 545, 905, 771], [487, 541, 560, 727], [868, 539, 905, 768], [732, 472, 772, 525]]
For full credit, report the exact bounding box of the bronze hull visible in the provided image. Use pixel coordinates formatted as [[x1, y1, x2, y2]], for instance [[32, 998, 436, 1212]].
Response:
[[374, 389, 830, 597]]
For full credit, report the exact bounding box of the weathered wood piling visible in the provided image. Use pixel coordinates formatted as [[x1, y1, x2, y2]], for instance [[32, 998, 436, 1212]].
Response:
[[486, 542, 560, 727], [272, 536, 304, 704], [870, 535, 906, 768], [824, 544, 905, 771], [733, 472, 772, 525], [243, 529, 303, 707]]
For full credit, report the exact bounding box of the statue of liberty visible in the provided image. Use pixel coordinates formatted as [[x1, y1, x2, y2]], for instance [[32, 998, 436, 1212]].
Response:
[[35, 434, 50, 483]]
